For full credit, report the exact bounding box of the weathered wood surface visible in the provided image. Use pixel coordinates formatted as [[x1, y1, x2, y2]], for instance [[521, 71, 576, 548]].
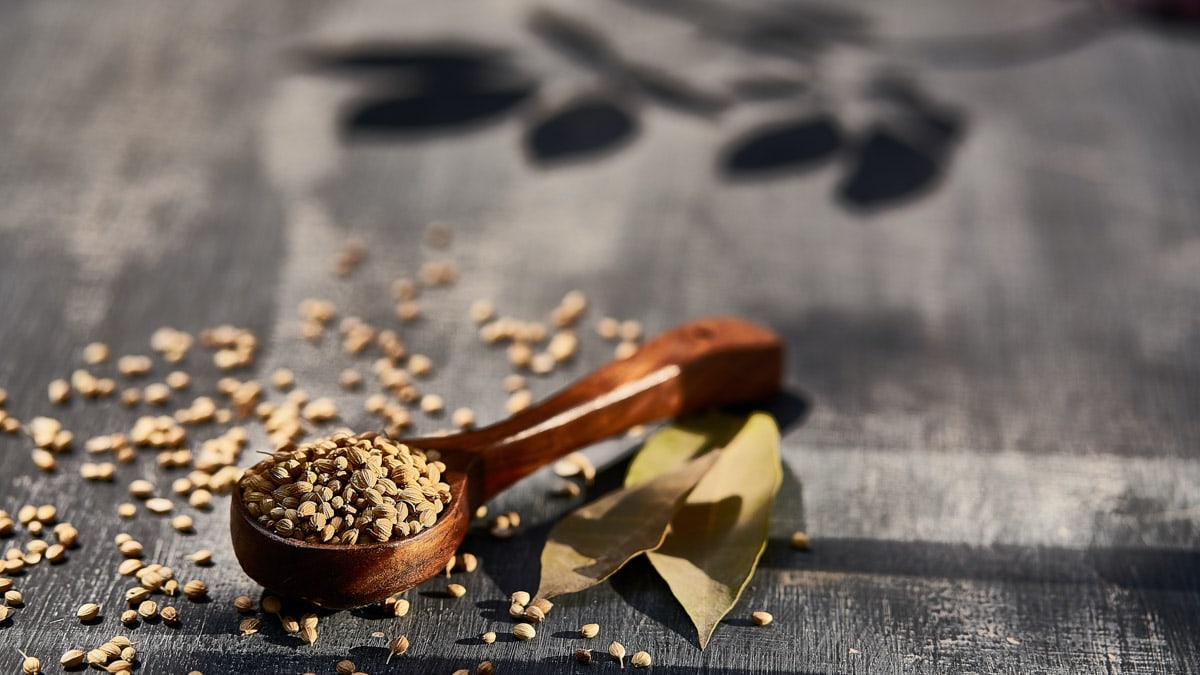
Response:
[[1, 0, 1198, 673]]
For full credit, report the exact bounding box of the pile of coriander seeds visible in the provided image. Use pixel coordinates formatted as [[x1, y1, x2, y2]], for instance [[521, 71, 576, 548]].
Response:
[[239, 432, 452, 543]]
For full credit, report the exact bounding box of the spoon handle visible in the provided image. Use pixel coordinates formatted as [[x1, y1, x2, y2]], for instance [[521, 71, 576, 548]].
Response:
[[428, 316, 782, 503]]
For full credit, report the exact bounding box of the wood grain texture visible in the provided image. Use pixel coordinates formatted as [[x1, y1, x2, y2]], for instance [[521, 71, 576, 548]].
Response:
[[1, 0, 1198, 673]]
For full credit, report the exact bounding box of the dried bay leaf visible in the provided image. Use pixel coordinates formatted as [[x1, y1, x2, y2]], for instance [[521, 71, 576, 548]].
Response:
[[644, 412, 781, 649], [537, 451, 721, 599], [624, 412, 743, 489]]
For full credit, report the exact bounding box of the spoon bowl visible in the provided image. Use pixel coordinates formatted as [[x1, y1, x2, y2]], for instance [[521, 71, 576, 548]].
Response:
[[231, 316, 782, 608]]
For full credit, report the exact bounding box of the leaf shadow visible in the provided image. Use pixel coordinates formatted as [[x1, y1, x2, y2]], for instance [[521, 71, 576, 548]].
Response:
[[307, 41, 540, 139], [523, 95, 640, 166], [719, 114, 843, 178], [836, 73, 966, 211]]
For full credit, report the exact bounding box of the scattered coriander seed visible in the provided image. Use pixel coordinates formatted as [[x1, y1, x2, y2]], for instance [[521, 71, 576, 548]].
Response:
[[790, 531, 810, 551], [34, 504, 56, 523], [752, 611, 773, 626], [529, 352, 555, 375], [395, 300, 421, 322], [189, 549, 213, 566], [609, 641, 627, 668], [87, 648, 108, 666], [513, 623, 536, 640], [300, 613, 318, 629], [120, 610, 138, 627], [615, 341, 638, 359], [20, 652, 40, 675], [529, 597, 553, 615], [451, 407, 474, 429], [188, 489, 213, 509], [125, 588, 150, 605], [270, 368, 295, 391], [137, 601, 157, 620], [477, 661, 495, 675], [171, 515, 194, 532], [387, 635, 409, 663], [0, 606, 9, 621], [117, 503, 137, 519], [502, 374, 526, 392], [119, 647, 136, 662], [239, 618, 260, 635], [118, 540, 143, 558], [44, 544, 65, 564], [280, 615, 299, 633], [48, 379, 71, 404], [419, 394, 444, 415], [407, 354, 433, 377], [7, 590, 24, 606], [109, 637, 132, 650], [143, 383, 171, 406], [511, 590, 531, 606], [506, 389, 532, 414], [183, 580, 208, 600], [524, 606, 545, 623], [459, 552, 478, 573], [76, 603, 100, 622], [631, 651, 652, 668], [447, 583, 466, 598], [161, 605, 179, 626], [336, 660, 357, 675], [508, 603, 526, 620], [261, 596, 281, 614], [469, 299, 495, 324], [392, 598, 410, 617], [128, 480, 155, 499], [596, 317, 619, 340], [60, 649, 86, 668], [118, 559, 143, 576], [481, 631, 496, 644], [106, 659, 133, 673], [581, 623, 600, 638], [0, 579, 10, 593], [31, 449, 56, 472], [233, 596, 254, 613], [576, 649, 593, 664], [452, 670, 470, 675], [83, 342, 110, 364]]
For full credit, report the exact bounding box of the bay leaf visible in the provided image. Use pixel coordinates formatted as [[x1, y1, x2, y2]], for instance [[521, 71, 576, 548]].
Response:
[[536, 451, 721, 599], [644, 412, 781, 649], [624, 412, 743, 489]]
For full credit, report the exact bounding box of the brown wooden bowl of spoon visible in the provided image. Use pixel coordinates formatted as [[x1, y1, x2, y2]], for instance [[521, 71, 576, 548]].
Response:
[[230, 316, 782, 609]]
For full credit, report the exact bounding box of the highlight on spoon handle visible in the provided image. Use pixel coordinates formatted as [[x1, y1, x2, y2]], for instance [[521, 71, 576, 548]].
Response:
[[464, 316, 782, 502]]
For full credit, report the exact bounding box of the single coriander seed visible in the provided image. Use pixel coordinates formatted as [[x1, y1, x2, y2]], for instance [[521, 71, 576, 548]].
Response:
[[447, 583, 466, 598], [609, 641, 627, 669], [513, 623, 536, 640], [581, 623, 599, 638], [76, 602, 100, 622], [576, 649, 593, 664], [481, 631, 496, 644], [631, 651, 652, 668], [752, 610, 774, 626]]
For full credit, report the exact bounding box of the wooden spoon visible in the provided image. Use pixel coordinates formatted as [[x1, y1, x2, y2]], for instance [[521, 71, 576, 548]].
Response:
[[230, 316, 782, 609]]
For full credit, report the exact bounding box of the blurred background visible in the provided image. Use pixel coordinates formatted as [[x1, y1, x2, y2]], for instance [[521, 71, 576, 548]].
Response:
[[0, 0, 1198, 673]]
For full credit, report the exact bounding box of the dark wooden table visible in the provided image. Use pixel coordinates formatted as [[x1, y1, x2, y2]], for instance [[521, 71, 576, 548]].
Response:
[[2, 1, 1198, 673]]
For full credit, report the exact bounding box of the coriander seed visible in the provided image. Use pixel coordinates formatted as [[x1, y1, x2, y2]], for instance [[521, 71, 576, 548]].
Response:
[[183, 580, 208, 600], [609, 641, 626, 668], [513, 623, 536, 640], [233, 596, 253, 613], [120, 609, 138, 627], [161, 606, 179, 626], [137, 601, 157, 620], [524, 606, 545, 623], [76, 603, 100, 622], [481, 631, 496, 644], [239, 618, 260, 635], [790, 531, 810, 551], [145, 497, 173, 514], [280, 615, 299, 633], [631, 651, 652, 668], [392, 598, 410, 617], [477, 660, 495, 675], [87, 649, 108, 666], [335, 660, 355, 675], [117, 503, 136, 519], [171, 515, 193, 532], [581, 623, 599, 638], [6, 589, 23, 606], [189, 549, 213, 566], [387, 635, 409, 663], [576, 649, 593, 664], [752, 610, 773, 626], [60, 649, 86, 668], [447, 583, 466, 598]]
